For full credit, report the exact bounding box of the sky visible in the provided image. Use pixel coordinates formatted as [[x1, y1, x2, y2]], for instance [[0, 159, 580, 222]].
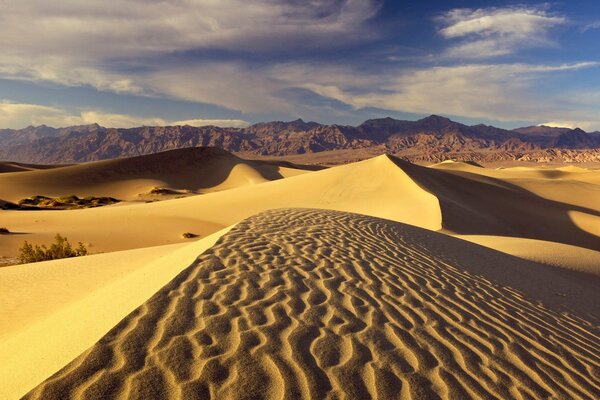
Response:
[[0, 0, 599, 130]]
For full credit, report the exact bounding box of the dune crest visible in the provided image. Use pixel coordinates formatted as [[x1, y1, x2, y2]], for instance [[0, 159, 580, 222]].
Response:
[[24, 209, 600, 400], [0, 227, 232, 400], [0, 154, 441, 256], [0, 147, 316, 203]]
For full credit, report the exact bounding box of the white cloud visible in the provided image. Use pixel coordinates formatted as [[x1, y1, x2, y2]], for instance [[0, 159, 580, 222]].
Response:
[[0, 102, 75, 128], [284, 62, 600, 129], [0, 1, 380, 115], [172, 119, 249, 128], [0, 1, 378, 59], [540, 121, 593, 130], [0, 2, 598, 132], [582, 21, 600, 32], [0, 101, 249, 129], [438, 7, 565, 58]]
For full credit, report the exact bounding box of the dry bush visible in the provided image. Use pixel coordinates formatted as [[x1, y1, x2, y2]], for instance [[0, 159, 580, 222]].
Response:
[[19, 234, 89, 264]]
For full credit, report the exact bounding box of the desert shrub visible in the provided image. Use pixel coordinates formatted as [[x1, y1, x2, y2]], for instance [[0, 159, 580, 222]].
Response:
[[19, 234, 89, 264], [181, 232, 198, 239], [0, 227, 9, 234]]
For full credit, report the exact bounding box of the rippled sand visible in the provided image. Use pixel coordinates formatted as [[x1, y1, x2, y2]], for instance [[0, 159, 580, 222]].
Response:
[[24, 209, 600, 400]]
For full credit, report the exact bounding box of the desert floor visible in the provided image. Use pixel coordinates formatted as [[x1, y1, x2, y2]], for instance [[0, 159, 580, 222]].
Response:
[[1, 148, 598, 399]]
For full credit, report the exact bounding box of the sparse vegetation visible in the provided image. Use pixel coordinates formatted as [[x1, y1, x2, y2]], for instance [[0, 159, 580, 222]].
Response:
[[19, 234, 89, 264], [149, 187, 180, 195], [181, 232, 199, 239], [13, 195, 120, 210], [0, 227, 9, 234]]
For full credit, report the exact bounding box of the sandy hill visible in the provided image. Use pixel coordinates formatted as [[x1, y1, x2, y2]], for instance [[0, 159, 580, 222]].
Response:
[[20, 209, 600, 400], [0, 154, 441, 257], [0, 147, 318, 203], [2, 152, 600, 399], [0, 228, 232, 400], [2, 154, 599, 265], [0, 161, 63, 173]]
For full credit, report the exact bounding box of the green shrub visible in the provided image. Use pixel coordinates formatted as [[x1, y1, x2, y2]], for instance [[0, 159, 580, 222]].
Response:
[[19, 234, 89, 264]]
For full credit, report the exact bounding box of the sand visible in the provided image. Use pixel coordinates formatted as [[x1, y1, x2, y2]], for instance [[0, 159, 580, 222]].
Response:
[[0, 227, 232, 400], [455, 235, 600, 276], [22, 209, 600, 400], [4, 154, 599, 259], [2, 152, 600, 399], [0, 161, 64, 173], [431, 160, 600, 211], [0, 147, 316, 203], [0, 154, 441, 256]]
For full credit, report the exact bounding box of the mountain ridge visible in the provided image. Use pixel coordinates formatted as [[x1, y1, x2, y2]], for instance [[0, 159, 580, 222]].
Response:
[[1, 115, 600, 164]]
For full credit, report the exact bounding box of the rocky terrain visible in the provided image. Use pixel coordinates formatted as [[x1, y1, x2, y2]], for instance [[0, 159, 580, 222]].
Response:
[[1, 116, 600, 164]]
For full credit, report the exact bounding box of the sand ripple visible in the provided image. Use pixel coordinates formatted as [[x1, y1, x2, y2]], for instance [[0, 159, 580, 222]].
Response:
[[25, 209, 600, 399]]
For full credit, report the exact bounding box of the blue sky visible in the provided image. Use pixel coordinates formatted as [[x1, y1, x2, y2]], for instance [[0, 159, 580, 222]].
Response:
[[0, 1, 599, 130]]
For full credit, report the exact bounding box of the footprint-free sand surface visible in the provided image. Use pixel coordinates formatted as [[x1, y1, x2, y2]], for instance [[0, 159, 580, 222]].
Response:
[[23, 209, 599, 399], [0, 228, 232, 400], [2, 151, 600, 399], [0, 154, 440, 256], [0, 147, 316, 203]]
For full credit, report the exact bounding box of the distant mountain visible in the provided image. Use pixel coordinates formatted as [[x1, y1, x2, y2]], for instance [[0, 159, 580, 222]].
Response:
[[1, 116, 600, 164]]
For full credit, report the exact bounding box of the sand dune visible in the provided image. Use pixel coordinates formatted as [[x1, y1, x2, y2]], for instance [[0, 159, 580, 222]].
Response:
[[23, 209, 600, 400], [455, 235, 600, 276], [431, 160, 600, 211], [2, 154, 599, 259], [0, 155, 441, 256], [3, 152, 600, 399], [401, 158, 600, 251], [0, 147, 317, 203], [0, 161, 64, 173], [0, 227, 232, 400]]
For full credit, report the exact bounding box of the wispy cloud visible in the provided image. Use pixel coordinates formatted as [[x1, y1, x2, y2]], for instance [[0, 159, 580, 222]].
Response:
[[0, 1, 381, 117], [539, 121, 600, 131], [582, 21, 600, 32], [0, 101, 249, 129], [438, 6, 565, 58], [286, 62, 600, 127], [0, 1, 379, 59], [0, 2, 598, 130]]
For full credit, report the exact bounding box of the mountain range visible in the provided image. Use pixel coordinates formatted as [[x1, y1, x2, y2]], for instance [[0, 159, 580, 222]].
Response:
[[1, 115, 599, 164]]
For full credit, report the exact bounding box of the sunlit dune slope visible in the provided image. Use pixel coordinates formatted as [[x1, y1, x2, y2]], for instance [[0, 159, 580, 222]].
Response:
[[0, 147, 317, 202], [0, 227, 232, 400], [0, 154, 441, 256], [24, 209, 600, 400], [455, 235, 600, 276], [2, 153, 599, 269]]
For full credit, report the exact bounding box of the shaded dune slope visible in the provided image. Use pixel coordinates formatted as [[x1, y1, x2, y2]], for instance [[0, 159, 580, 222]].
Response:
[[430, 161, 600, 213], [396, 157, 600, 251], [0, 161, 64, 173], [0, 155, 441, 256], [0, 147, 317, 202], [26, 209, 600, 400]]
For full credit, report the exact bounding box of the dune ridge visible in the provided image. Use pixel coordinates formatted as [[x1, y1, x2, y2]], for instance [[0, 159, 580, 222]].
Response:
[[0, 227, 232, 400], [0, 154, 441, 256], [0, 147, 317, 203], [24, 209, 600, 400], [0, 161, 64, 173]]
